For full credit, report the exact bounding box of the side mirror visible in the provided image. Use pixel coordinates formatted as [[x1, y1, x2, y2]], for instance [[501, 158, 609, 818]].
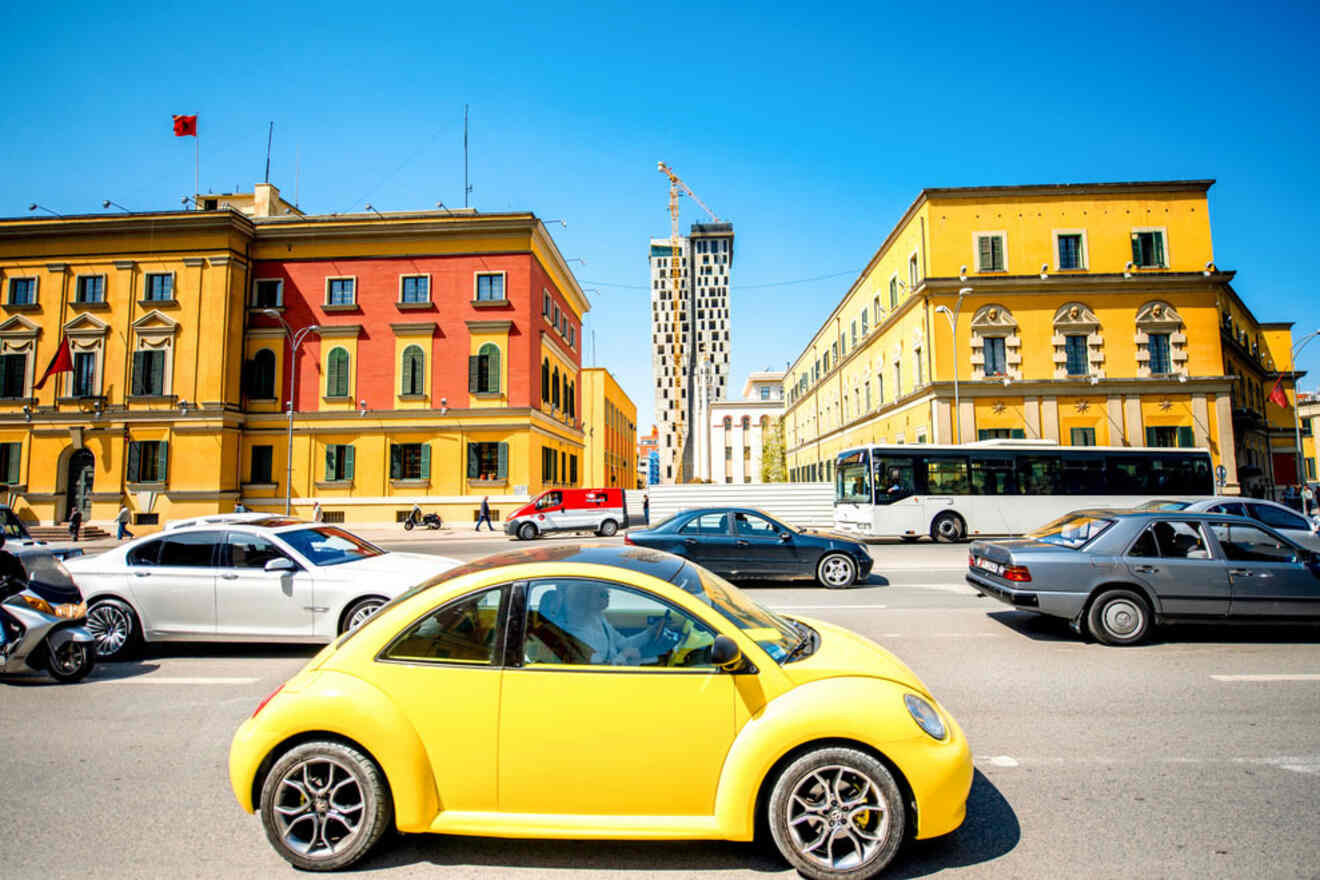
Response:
[[779, 531, 793, 542], [264, 557, 295, 573], [711, 634, 742, 670]]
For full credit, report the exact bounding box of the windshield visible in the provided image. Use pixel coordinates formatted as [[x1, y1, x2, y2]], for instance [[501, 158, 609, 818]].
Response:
[[1135, 500, 1190, 511], [648, 512, 685, 532], [279, 527, 385, 566], [669, 562, 799, 663], [1026, 514, 1115, 549], [836, 451, 871, 503]]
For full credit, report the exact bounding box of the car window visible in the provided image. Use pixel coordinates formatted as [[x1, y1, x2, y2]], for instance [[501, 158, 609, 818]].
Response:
[[225, 532, 291, 569], [382, 587, 504, 664], [156, 531, 223, 567], [1, 508, 28, 539], [679, 513, 729, 536], [874, 456, 915, 505], [1131, 521, 1211, 559], [1208, 502, 1246, 517], [127, 539, 163, 566], [733, 512, 779, 537], [523, 579, 717, 669], [1025, 514, 1115, 550], [535, 492, 562, 510], [278, 527, 384, 566], [1209, 523, 1298, 564], [1248, 503, 1309, 532]]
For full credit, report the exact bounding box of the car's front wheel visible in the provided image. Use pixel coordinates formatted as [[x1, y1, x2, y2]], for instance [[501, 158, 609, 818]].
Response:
[[768, 746, 905, 880], [341, 597, 387, 634], [1087, 588, 1152, 646], [86, 598, 142, 661], [518, 522, 538, 541], [816, 553, 857, 589], [259, 740, 393, 872]]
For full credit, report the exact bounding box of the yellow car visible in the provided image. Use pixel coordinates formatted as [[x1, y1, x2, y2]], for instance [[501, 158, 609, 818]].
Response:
[[229, 545, 971, 879]]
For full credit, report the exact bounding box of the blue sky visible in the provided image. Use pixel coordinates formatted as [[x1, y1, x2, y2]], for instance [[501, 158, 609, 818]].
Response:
[[5, 0, 1319, 431]]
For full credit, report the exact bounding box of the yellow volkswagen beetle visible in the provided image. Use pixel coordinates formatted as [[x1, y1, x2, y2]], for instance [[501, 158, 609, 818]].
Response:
[[229, 545, 971, 879]]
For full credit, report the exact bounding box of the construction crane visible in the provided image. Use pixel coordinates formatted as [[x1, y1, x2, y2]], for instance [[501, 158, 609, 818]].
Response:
[[657, 161, 721, 483]]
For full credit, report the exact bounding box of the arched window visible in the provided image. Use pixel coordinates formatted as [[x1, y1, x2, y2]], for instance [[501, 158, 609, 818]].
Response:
[[566, 380, 575, 418], [723, 416, 732, 430], [760, 415, 770, 428], [741, 415, 751, 430], [248, 348, 276, 399], [541, 359, 550, 403], [326, 347, 350, 398], [551, 367, 560, 407], [401, 344, 425, 395], [469, 343, 501, 394]]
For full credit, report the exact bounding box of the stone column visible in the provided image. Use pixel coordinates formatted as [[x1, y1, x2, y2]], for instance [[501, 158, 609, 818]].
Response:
[[1106, 396, 1125, 446], [933, 399, 952, 445], [1123, 396, 1143, 447], [1040, 397, 1060, 442], [1214, 393, 1240, 495], [1022, 397, 1041, 439], [958, 399, 976, 443], [1191, 393, 1211, 447]]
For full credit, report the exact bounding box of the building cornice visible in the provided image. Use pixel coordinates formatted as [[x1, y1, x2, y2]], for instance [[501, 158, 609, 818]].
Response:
[[0, 210, 255, 239], [921, 179, 1215, 201]]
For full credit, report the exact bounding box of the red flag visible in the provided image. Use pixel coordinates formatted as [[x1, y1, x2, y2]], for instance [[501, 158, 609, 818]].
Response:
[[1268, 378, 1289, 409], [172, 114, 197, 137], [34, 335, 73, 391]]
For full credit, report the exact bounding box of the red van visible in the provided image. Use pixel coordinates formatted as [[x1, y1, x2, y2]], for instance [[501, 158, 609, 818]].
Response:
[[504, 488, 628, 540]]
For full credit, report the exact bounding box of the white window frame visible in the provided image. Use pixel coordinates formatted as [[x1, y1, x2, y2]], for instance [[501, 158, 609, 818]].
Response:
[[398, 273, 431, 304], [473, 270, 507, 302], [907, 248, 920, 288], [1130, 226, 1170, 269], [143, 271, 177, 303], [74, 273, 106, 304], [324, 275, 357, 307], [5, 276, 38, 306], [1052, 229, 1089, 271], [973, 231, 1008, 273], [542, 289, 552, 317], [251, 277, 284, 308], [888, 272, 900, 308]]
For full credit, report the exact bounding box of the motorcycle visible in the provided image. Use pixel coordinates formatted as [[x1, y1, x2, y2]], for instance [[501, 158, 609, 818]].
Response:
[[0, 569, 97, 684], [403, 510, 443, 531]]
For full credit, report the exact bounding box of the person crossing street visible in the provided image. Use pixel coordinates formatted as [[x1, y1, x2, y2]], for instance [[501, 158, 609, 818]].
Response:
[[475, 496, 494, 531]]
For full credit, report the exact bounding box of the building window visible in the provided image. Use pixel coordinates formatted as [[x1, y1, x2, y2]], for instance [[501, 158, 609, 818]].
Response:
[[541, 359, 550, 403], [1145, 426, 1182, 448], [850, 321, 858, 346], [400, 275, 429, 303], [976, 234, 1005, 272], [1131, 230, 1166, 268], [0, 354, 25, 399], [1148, 333, 1172, 374], [72, 351, 96, 397], [1070, 427, 1096, 446], [469, 343, 501, 394], [984, 337, 1007, 376], [246, 349, 276, 399], [914, 349, 924, 386], [908, 252, 920, 288], [543, 290, 552, 318], [326, 347, 350, 397], [326, 277, 356, 306], [250, 445, 274, 483], [725, 446, 732, 461], [1064, 335, 1089, 375], [475, 273, 505, 301], [894, 362, 902, 396], [144, 273, 173, 301], [7, 278, 35, 306], [1057, 233, 1084, 270], [760, 386, 770, 400], [860, 309, 868, 336], [75, 275, 105, 303], [401, 344, 425, 395], [390, 443, 430, 481], [324, 444, 354, 481], [252, 279, 283, 307], [467, 441, 508, 480], [568, 326, 575, 348], [551, 367, 560, 408], [889, 276, 898, 309], [0, 442, 21, 484], [131, 349, 167, 396], [127, 440, 168, 483]]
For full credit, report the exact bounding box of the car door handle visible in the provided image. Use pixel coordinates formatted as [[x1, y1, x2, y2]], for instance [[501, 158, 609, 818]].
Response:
[[133, 572, 151, 577], [1229, 568, 1260, 577], [220, 573, 239, 580], [1132, 565, 1158, 573], [737, 540, 750, 547], [684, 538, 697, 545]]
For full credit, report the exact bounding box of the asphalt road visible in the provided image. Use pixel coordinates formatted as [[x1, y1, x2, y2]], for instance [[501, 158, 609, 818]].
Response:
[[3, 536, 1319, 879]]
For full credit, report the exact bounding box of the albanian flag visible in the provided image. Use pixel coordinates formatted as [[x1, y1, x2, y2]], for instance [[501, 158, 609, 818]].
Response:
[[172, 114, 198, 137], [34, 335, 73, 391]]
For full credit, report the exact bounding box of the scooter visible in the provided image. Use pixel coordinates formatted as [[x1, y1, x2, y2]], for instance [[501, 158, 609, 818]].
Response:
[[0, 576, 97, 684], [403, 510, 443, 531]]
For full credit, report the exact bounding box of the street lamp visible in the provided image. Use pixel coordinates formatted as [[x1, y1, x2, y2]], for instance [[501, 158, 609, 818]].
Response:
[[1289, 329, 1320, 489], [934, 286, 973, 443], [260, 308, 320, 515]]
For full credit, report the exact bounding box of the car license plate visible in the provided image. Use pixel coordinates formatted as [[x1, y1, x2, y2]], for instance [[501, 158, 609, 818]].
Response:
[[974, 557, 1004, 575]]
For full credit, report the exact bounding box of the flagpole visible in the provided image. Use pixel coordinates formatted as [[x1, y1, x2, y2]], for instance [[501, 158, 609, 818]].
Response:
[[194, 134, 199, 208]]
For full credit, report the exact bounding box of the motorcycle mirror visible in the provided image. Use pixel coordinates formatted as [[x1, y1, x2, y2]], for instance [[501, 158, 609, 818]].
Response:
[[711, 634, 742, 670]]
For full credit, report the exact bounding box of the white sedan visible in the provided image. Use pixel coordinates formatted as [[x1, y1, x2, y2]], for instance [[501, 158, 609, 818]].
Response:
[[1138, 496, 1320, 551], [65, 518, 459, 660]]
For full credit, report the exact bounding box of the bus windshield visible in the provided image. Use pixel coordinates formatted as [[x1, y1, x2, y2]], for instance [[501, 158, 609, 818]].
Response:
[[835, 450, 871, 503]]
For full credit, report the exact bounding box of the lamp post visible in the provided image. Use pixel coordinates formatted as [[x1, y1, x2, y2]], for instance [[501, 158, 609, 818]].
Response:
[[261, 308, 319, 515], [934, 286, 973, 443], [1289, 329, 1320, 491]]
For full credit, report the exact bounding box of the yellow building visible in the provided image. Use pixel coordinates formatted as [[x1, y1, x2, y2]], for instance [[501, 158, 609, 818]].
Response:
[[0, 185, 590, 530], [783, 180, 1303, 498], [580, 367, 637, 489]]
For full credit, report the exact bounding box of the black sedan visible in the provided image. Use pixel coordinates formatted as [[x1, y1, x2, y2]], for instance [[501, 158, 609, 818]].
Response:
[[624, 507, 874, 588]]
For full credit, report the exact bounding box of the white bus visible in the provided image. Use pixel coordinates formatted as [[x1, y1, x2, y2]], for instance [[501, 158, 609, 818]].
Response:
[[834, 440, 1215, 542]]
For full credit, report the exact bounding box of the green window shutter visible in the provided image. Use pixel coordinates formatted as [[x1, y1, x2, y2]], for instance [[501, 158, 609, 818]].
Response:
[[149, 350, 164, 395], [467, 444, 478, 478], [325, 446, 337, 481], [497, 442, 508, 480], [1177, 426, 1194, 448], [131, 352, 145, 396], [1010, 429, 1025, 439], [420, 443, 431, 480], [389, 445, 401, 480], [468, 356, 479, 393], [489, 348, 500, 393], [343, 445, 354, 480], [1145, 427, 1157, 447], [1154, 232, 1165, 267], [127, 442, 141, 482], [157, 441, 169, 482], [5, 443, 20, 484]]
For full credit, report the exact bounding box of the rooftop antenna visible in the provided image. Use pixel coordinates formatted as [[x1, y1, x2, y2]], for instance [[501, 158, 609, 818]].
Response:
[[264, 121, 274, 183], [464, 104, 473, 208], [295, 144, 300, 208]]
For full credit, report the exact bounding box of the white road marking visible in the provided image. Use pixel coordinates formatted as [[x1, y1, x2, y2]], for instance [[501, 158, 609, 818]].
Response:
[[975, 755, 1320, 776], [1211, 674, 1320, 682], [90, 676, 260, 685], [987, 755, 1019, 767], [770, 604, 888, 610]]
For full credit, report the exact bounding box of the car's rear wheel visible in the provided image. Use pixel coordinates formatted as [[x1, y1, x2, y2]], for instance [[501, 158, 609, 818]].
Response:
[[518, 522, 538, 541], [1087, 588, 1151, 646], [816, 553, 857, 589], [259, 740, 393, 872], [341, 597, 387, 634], [86, 598, 142, 661], [768, 746, 905, 880], [598, 519, 618, 537], [931, 512, 966, 543]]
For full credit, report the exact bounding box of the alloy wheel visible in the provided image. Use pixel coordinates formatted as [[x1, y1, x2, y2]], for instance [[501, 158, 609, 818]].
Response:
[[271, 757, 367, 859], [784, 765, 891, 872], [346, 600, 384, 632], [819, 555, 855, 588], [87, 603, 131, 657]]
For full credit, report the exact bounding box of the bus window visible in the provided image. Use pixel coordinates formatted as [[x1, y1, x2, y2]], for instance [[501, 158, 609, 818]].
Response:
[[924, 456, 969, 494], [1017, 455, 1062, 494], [873, 457, 915, 505], [1105, 455, 1148, 494], [970, 455, 1017, 495], [1061, 456, 1106, 494], [836, 451, 872, 503]]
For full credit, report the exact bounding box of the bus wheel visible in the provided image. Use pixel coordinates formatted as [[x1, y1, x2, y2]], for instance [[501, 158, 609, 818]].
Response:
[[931, 512, 966, 543]]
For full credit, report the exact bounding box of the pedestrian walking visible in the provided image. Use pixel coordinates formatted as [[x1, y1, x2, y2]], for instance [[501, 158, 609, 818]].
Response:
[[642, 493, 649, 525], [475, 496, 493, 531], [115, 505, 133, 541], [312, 501, 324, 522], [67, 506, 83, 543]]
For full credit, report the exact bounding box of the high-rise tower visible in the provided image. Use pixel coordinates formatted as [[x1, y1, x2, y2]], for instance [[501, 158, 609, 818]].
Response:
[[648, 221, 733, 482]]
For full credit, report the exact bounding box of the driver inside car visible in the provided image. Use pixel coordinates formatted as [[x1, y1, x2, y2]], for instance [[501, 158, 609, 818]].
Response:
[[558, 583, 665, 666]]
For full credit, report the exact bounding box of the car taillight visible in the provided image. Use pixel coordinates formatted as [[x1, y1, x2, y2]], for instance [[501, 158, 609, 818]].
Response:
[[1003, 565, 1032, 582], [968, 554, 975, 569], [252, 683, 285, 718], [624, 533, 634, 545]]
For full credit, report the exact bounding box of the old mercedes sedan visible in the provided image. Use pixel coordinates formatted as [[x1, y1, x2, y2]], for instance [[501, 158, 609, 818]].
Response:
[[966, 509, 1320, 645], [230, 545, 971, 878]]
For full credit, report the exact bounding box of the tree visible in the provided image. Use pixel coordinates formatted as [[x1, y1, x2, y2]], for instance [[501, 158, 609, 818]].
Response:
[[761, 416, 787, 482]]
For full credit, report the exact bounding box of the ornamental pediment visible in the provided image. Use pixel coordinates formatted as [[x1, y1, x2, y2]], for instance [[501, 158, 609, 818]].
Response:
[[1052, 302, 1100, 330], [132, 309, 180, 336], [0, 314, 40, 337], [970, 304, 1018, 331], [64, 312, 110, 337]]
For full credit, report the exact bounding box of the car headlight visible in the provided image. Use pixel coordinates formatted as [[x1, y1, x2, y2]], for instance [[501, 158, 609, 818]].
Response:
[[903, 693, 946, 741]]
